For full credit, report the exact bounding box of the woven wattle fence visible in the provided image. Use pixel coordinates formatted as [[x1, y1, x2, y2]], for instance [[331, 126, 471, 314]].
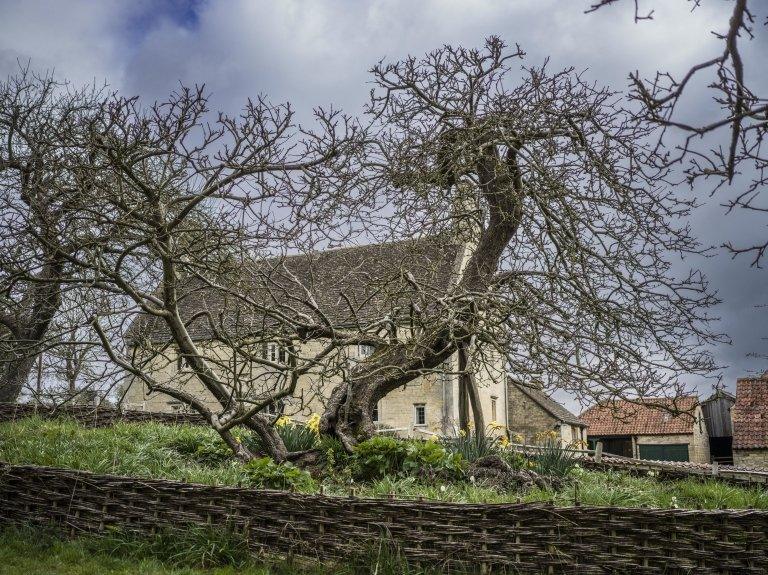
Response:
[[0, 402, 206, 427], [1, 463, 767, 574]]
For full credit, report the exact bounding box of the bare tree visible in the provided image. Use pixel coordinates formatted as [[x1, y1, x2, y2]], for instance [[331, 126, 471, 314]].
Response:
[[45, 37, 723, 461], [0, 68, 106, 402], [316, 37, 724, 448], [60, 86, 362, 461], [586, 0, 768, 265]]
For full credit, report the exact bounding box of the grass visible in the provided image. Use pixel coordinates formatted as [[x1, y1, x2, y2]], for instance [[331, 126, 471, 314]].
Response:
[[0, 526, 454, 575], [0, 416, 254, 488], [2, 416, 768, 510]]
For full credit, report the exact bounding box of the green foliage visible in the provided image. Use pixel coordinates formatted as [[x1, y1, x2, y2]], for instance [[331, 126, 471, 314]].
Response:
[[352, 436, 406, 480], [0, 525, 453, 575], [0, 416, 249, 486], [498, 449, 527, 470], [531, 441, 578, 477], [243, 457, 315, 491], [5, 417, 768, 511], [242, 421, 319, 455], [403, 440, 466, 477], [98, 523, 252, 569], [442, 434, 498, 462], [319, 435, 351, 469], [167, 428, 233, 466], [352, 437, 466, 480]]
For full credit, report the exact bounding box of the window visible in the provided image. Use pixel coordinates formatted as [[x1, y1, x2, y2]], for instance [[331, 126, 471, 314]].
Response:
[[358, 344, 374, 358], [491, 396, 498, 422], [372, 402, 379, 422], [265, 342, 287, 364], [414, 403, 426, 426]]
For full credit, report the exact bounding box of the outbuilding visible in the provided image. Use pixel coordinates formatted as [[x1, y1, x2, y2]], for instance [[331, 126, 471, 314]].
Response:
[[580, 396, 710, 463], [506, 378, 587, 446], [732, 372, 768, 468]]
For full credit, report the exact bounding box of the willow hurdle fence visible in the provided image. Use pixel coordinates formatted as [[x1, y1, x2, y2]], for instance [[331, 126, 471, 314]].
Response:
[[1, 462, 767, 574], [0, 402, 207, 427]]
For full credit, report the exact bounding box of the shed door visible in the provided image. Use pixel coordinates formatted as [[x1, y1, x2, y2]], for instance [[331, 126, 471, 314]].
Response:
[[638, 444, 689, 462]]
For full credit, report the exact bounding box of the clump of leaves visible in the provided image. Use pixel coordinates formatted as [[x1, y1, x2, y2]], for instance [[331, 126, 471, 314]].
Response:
[[319, 435, 351, 469], [352, 437, 466, 481], [243, 457, 315, 491], [442, 434, 498, 463], [97, 522, 251, 569], [352, 436, 406, 480], [531, 440, 577, 477], [167, 429, 232, 466], [242, 418, 319, 455], [498, 449, 527, 470], [403, 440, 466, 479]]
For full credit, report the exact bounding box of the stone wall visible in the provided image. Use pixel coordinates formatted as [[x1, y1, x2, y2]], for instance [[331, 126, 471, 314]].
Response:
[[506, 382, 558, 443], [632, 419, 710, 464], [122, 340, 508, 438], [733, 449, 768, 469]]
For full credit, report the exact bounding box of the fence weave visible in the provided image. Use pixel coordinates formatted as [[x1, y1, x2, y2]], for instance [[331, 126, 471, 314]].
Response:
[[0, 402, 206, 427], [1, 462, 767, 574]]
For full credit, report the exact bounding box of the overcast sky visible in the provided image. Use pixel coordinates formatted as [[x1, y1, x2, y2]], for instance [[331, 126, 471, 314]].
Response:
[[1, 0, 765, 406]]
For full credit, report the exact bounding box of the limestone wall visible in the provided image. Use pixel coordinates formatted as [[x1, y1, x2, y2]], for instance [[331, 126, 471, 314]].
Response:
[[733, 449, 768, 469], [122, 340, 507, 438]]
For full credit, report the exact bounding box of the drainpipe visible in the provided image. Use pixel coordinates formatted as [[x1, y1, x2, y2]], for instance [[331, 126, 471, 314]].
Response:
[[503, 374, 510, 438]]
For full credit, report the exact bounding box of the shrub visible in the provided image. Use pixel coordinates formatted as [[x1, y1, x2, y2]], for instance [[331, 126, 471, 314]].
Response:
[[352, 437, 466, 480], [243, 456, 315, 491], [403, 440, 466, 478], [352, 436, 406, 480]]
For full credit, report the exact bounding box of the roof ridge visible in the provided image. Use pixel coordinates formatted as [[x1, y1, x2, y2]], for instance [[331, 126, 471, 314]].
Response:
[[255, 234, 461, 264]]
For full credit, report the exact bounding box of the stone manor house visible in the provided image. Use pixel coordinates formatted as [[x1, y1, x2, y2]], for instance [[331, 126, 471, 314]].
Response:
[[122, 236, 583, 442]]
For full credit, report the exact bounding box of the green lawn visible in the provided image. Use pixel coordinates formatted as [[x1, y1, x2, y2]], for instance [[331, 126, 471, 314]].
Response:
[[0, 528, 273, 575], [1, 416, 767, 510], [0, 527, 438, 575]]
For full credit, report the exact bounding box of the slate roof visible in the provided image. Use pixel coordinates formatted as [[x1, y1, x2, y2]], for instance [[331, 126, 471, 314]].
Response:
[[127, 237, 465, 342], [732, 372, 768, 450], [509, 379, 586, 427], [579, 396, 699, 437]]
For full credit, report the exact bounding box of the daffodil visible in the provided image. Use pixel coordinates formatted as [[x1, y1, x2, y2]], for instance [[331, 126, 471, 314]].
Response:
[[275, 415, 292, 428], [306, 413, 321, 435]]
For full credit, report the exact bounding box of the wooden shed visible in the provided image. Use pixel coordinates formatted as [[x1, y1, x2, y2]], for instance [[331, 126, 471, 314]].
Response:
[[700, 388, 735, 464]]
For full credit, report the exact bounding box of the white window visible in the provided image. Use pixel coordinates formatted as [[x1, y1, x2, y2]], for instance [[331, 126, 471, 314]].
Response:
[[358, 344, 374, 358], [414, 403, 426, 426], [491, 396, 498, 422], [266, 342, 287, 364], [372, 402, 379, 422]]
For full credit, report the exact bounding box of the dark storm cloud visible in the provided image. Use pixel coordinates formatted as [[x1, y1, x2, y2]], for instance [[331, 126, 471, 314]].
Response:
[[1, 0, 765, 405]]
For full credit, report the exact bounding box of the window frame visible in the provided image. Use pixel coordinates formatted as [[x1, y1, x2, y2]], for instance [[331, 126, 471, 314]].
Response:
[[414, 403, 426, 426]]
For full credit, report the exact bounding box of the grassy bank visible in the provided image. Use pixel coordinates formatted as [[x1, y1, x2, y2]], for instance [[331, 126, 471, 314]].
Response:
[[1, 416, 767, 509], [0, 526, 445, 575]]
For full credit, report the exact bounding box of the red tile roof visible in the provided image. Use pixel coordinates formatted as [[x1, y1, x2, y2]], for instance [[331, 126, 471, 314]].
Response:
[[580, 396, 699, 437], [732, 373, 768, 450]]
